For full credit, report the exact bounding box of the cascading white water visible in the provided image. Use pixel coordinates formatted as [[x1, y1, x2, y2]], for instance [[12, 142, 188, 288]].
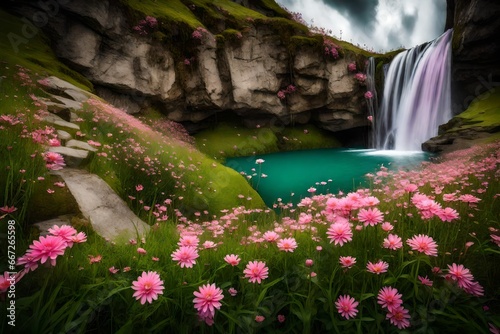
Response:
[[375, 29, 453, 151]]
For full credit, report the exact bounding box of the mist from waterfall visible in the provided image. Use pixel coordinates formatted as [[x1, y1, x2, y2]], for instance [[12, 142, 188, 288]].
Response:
[[374, 29, 453, 151]]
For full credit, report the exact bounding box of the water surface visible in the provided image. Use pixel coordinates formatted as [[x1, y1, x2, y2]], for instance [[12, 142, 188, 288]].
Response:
[[226, 148, 429, 207]]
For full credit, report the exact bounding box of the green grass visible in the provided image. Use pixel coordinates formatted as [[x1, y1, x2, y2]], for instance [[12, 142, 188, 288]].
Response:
[[194, 122, 341, 161], [450, 89, 500, 131], [0, 9, 92, 91]]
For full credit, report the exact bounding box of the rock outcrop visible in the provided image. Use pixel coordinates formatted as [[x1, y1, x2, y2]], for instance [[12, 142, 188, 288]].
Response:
[[7, 0, 371, 134], [446, 0, 500, 114]]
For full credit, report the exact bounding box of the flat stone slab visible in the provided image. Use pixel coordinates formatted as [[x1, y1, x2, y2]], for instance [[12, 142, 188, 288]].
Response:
[[66, 139, 98, 152], [49, 146, 89, 167], [53, 168, 149, 241], [50, 94, 83, 111], [57, 129, 72, 141], [43, 113, 80, 130], [42, 76, 93, 102], [33, 216, 72, 236]]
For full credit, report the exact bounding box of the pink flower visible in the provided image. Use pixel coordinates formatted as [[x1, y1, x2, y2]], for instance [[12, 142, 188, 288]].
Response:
[[48, 224, 76, 245], [228, 287, 238, 296], [366, 260, 389, 275], [418, 275, 433, 287], [383, 234, 403, 250], [193, 283, 224, 319], [0, 206, 17, 214], [348, 62, 356, 72], [224, 254, 241, 266], [43, 152, 65, 170], [132, 271, 164, 304], [406, 234, 438, 256], [17, 253, 39, 272], [447, 263, 474, 289], [135, 184, 144, 192], [178, 235, 200, 248], [381, 222, 394, 232], [436, 207, 459, 222], [203, 241, 217, 249], [386, 306, 411, 329], [171, 246, 199, 268], [326, 222, 353, 246], [364, 91, 373, 99], [109, 266, 119, 274], [263, 231, 280, 242], [335, 295, 359, 319], [48, 138, 60, 146], [358, 207, 384, 226], [378, 286, 403, 312], [458, 194, 481, 204], [277, 314, 286, 323], [255, 158, 265, 164], [137, 247, 147, 255], [0, 272, 12, 293], [255, 315, 265, 323], [89, 255, 102, 264], [277, 237, 298, 252], [29, 235, 67, 266], [339, 256, 356, 269], [71, 232, 87, 244], [305, 259, 314, 267], [243, 261, 269, 284]]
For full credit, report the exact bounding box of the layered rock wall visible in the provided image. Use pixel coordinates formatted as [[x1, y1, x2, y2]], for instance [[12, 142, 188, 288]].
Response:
[[7, 0, 370, 133]]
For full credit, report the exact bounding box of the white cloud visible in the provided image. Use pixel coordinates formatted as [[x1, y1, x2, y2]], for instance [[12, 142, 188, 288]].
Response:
[[276, 0, 446, 53]]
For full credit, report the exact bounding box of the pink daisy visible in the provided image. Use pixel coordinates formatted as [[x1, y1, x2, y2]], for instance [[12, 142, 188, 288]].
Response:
[[335, 295, 359, 319], [178, 235, 200, 248], [339, 256, 357, 269], [131, 271, 164, 304], [224, 254, 241, 266], [193, 283, 224, 319], [29, 235, 67, 266], [171, 246, 199, 268], [436, 207, 459, 222], [386, 306, 411, 329], [383, 234, 403, 250], [263, 231, 280, 242], [243, 261, 269, 284], [277, 237, 298, 252], [0, 272, 12, 293], [358, 207, 384, 226], [366, 260, 389, 275], [326, 222, 353, 246], [381, 222, 394, 232], [418, 275, 433, 287], [406, 234, 438, 256], [17, 252, 39, 272], [377, 286, 403, 312], [43, 152, 66, 170], [71, 232, 87, 244], [447, 263, 474, 289]]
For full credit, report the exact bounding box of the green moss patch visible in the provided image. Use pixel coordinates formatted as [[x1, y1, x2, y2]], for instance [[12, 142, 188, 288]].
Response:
[[0, 9, 93, 91], [447, 89, 500, 132]]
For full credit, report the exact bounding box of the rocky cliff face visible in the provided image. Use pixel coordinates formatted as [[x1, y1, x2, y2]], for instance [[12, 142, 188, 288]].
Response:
[[446, 0, 500, 114], [9, 0, 370, 134]]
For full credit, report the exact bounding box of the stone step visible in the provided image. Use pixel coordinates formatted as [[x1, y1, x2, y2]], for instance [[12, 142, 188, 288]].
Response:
[[33, 216, 72, 236], [66, 139, 98, 152], [43, 112, 80, 130], [49, 146, 90, 167], [53, 168, 149, 241]]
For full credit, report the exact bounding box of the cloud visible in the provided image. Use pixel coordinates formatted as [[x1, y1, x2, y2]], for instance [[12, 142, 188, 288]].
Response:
[[275, 0, 446, 52], [320, 0, 379, 29]]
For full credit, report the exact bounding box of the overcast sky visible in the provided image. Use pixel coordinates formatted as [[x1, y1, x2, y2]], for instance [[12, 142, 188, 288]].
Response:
[[276, 0, 447, 52]]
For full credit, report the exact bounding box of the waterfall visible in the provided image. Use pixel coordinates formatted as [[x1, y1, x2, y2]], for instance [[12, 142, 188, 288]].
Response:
[[375, 29, 453, 151]]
